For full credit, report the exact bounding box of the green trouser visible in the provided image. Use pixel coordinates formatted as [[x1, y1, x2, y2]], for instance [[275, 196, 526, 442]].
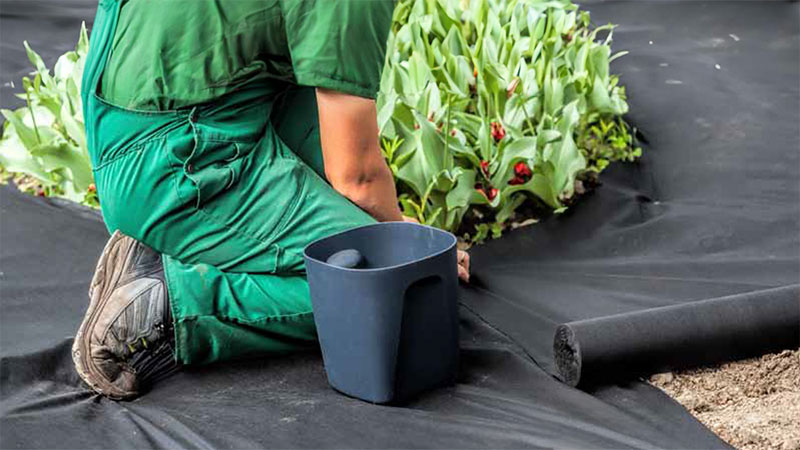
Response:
[[83, 0, 375, 365]]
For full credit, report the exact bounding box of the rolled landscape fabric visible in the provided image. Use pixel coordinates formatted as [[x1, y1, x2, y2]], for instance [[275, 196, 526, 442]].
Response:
[[553, 285, 800, 388]]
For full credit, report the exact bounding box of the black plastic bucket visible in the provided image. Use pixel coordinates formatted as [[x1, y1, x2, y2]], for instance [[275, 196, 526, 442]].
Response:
[[303, 222, 459, 404]]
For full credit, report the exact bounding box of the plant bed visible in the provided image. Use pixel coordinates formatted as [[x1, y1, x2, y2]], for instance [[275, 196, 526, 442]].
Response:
[[0, 24, 96, 207], [378, 0, 640, 242]]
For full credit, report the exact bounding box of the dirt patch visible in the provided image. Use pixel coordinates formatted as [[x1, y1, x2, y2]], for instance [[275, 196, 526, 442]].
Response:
[[650, 349, 800, 450]]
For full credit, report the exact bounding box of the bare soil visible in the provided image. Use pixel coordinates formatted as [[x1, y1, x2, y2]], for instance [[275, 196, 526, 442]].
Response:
[[650, 349, 800, 450]]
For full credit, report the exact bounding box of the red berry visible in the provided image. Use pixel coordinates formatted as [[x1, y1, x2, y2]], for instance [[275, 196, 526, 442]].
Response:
[[508, 176, 525, 185], [490, 121, 506, 142], [480, 160, 490, 175], [474, 181, 498, 201], [514, 161, 532, 177], [450, 129, 457, 137]]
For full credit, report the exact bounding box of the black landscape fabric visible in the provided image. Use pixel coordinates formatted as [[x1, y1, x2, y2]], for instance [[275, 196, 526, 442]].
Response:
[[1, 1, 798, 449]]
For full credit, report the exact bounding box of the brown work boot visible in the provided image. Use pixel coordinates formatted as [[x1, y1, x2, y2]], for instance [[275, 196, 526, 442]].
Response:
[[72, 231, 179, 400]]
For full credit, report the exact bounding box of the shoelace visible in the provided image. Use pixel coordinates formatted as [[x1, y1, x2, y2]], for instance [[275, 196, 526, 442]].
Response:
[[126, 322, 180, 384], [126, 338, 150, 353], [121, 322, 165, 357]]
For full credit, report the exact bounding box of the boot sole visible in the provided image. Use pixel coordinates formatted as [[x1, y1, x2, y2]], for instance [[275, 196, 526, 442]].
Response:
[[72, 230, 138, 400]]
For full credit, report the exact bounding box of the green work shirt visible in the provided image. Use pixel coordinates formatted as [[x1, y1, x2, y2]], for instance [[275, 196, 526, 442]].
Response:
[[100, 0, 395, 110]]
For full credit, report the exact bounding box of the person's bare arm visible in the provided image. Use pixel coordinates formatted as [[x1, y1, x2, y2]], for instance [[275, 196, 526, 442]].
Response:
[[315, 88, 403, 222], [316, 88, 469, 282]]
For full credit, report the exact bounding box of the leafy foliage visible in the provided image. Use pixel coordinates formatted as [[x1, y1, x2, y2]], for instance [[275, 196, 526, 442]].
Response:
[[377, 0, 641, 242], [0, 23, 97, 206], [1, 1, 641, 242]]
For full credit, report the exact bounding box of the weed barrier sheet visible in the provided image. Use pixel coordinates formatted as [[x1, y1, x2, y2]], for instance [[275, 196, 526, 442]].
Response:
[[1, 0, 798, 449]]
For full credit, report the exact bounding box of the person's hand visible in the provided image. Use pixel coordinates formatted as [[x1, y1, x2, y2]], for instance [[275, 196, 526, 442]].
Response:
[[404, 216, 470, 283], [456, 249, 470, 283]]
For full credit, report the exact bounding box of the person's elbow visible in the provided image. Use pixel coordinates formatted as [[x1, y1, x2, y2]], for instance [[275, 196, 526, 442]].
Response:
[[327, 162, 393, 207]]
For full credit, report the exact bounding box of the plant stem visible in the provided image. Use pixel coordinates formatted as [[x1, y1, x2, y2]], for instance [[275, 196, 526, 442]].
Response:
[[25, 90, 41, 144]]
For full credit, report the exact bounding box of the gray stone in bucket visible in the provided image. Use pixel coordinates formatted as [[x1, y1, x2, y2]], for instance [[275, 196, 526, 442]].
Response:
[[326, 249, 366, 269]]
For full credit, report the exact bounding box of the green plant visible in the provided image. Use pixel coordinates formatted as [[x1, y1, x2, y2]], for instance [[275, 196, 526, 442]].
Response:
[[0, 23, 97, 207], [377, 0, 641, 242], [2, 1, 641, 242]]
